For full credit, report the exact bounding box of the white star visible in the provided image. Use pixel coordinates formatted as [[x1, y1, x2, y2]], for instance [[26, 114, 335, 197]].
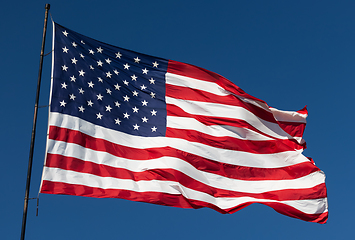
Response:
[[106, 71, 112, 78], [89, 49, 95, 55], [149, 78, 155, 84], [71, 58, 78, 64], [88, 81, 94, 88], [62, 46, 69, 53], [81, 40, 85, 44], [62, 65, 68, 71], [96, 113, 103, 119], [97, 60, 103, 67], [123, 80, 129, 86], [123, 112, 130, 119], [131, 74, 138, 81], [80, 53, 85, 59], [132, 106, 139, 113], [123, 95, 130, 101], [114, 69, 119, 75], [70, 75, 76, 82], [61, 82, 67, 89], [90, 65, 94, 70], [123, 63, 130, 70], [116, 52, 122, 58], [150, 92, 156, 98], [152, 61, 159, 68], [142, 100, 148, 106], [151, 109, 157, 116], [97, 94, 103, 100], [98, 77, 103, 83], [105, 105, 112, 112], [87, 100, 94, 106], [134, 57, 141, 63], [72, 42, 77, 48], [151, 126, 157, 132], [97, 47, 103, 53], [79, 70, 85, 76], [62, 30, 68, 36], [78, 106, 85, 112], [131, 75, 137, 81], [132, 90, 138, 96], [60, 100, 67, 107], [133, 124, 140, 130], [115, 101, 121, 107], [142, 68, 149, 74], [115, 118, 121, 125], [69, 94, 76, 100], [140, 85, 147, 90], [114, 84, 121, 90], [106, 89, 112, 95], [78, 88, 84, 94], [142, 117, 148, 123], [105, 58, 112, 64]]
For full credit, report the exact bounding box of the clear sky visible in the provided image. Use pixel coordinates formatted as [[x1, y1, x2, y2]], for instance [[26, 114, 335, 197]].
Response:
[[1, 0, 354, 239]]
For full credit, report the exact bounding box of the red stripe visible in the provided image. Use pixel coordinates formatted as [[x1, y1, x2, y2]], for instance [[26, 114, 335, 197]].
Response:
[[40, 180, 327, 223], [296, 106, 308, 115], [166, 127, 304, 153], [270, 106, 308, 138], [278, 121, 306, 138], [40, 180, 197, 208], [166, 83, 276, 123], [45, 153, 327, 201], [49, 126, 318, 180], [167, 104, 306, 149], [167, 60, 265, 104]]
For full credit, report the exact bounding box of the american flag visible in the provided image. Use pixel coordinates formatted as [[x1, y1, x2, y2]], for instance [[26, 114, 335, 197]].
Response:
[[40, 22, 328, 223]]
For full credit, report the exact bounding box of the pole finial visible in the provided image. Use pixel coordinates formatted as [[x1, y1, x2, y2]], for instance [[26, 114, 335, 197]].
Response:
[[45, 4, 50, 10]]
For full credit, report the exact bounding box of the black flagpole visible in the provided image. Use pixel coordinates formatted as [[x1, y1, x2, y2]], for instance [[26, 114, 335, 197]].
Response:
[[21, 4, 50, 240]]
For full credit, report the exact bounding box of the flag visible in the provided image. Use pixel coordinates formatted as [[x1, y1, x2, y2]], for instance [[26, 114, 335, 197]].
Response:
[[40, 22, 328, 224]]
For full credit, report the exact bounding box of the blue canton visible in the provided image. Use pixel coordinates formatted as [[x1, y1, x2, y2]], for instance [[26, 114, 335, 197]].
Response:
[[52, 23, 168, 137]]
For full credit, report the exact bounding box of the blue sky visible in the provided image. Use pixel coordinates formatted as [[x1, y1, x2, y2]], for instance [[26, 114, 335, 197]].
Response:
[[1, 0, 354, 239]]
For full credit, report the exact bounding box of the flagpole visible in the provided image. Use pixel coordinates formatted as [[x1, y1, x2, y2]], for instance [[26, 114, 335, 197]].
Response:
[[20, 4, 50, 240]]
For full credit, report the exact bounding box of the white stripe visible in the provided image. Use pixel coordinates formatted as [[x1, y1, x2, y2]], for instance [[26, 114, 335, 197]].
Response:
[[167, 116, 273, 141], [166, 72, 273, 113], [166, 96, 293, 140], [166, 72, 229, 96], [270, 107, 307, 123], [42, 167, 327, 214], [282, 198, 328, 215], [47, 140, 325, 193], [43, 167, 180, 194], [166, 72, 308, 126], [49, 113, 309, 168]]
